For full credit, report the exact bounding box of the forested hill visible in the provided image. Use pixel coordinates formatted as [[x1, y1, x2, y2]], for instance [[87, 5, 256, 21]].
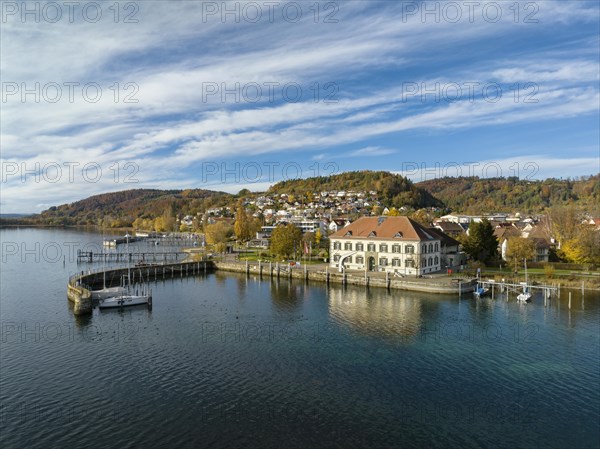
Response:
[[3, 172, 599, 228], [268, 171, 442, 208], [417, 175, 600, 213], [19, 188, 232, 227]]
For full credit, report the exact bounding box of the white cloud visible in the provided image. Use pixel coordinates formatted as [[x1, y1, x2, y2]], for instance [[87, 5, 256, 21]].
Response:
[[0, 1, 598, 212]]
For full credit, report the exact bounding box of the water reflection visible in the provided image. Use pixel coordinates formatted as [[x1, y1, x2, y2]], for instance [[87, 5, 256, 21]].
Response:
[[269, 279, 303, 311], [327, 286, 425, 339]]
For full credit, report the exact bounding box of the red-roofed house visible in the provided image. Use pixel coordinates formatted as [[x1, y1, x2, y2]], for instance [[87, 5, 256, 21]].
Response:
[[329, 216, 441, 275]]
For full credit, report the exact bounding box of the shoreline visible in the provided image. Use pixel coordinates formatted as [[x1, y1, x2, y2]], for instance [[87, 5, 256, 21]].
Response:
[[213, 260, 476, 295], [67, 258, 598, 315]]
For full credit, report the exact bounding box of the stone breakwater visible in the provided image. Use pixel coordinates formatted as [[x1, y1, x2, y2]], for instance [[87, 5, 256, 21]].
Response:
[[67, 259, 475, 315], [67, 260, 213, 315]]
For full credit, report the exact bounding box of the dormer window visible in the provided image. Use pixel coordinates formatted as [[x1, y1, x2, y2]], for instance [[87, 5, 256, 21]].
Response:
[[345, 230, 352, 236], [394, 232, 403, 238], [368, 231, 377, 237]]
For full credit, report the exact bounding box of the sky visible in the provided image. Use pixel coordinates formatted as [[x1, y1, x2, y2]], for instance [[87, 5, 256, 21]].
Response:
[[1, 0, 599, 213]]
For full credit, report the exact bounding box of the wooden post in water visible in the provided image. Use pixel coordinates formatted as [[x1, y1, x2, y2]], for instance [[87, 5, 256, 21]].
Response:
[[458, 280, 461, 299], [582, 280, 585, 297], [568, 292, 572, 309]]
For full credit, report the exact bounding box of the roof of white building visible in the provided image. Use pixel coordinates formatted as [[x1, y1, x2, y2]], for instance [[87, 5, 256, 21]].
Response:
[[330, 216, 438, 241]]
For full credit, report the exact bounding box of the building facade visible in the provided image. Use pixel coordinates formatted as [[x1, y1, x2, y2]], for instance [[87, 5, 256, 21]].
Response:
[[329, 216, 442, 276]]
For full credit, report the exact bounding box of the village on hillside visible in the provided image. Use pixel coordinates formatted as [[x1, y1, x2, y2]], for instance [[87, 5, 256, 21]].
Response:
[[164, 187, 600, 273]]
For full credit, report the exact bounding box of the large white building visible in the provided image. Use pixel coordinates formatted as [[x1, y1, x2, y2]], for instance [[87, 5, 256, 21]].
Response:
[[329, 216, 442, 275]]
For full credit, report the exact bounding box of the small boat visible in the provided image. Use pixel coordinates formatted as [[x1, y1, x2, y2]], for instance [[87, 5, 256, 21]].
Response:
[[517, 291, 532, 302], [91, 247, 128, 299], [98, 292, 151, 309], [98, 236, 153, 309], [91, 286, 127, 300], [473, 286, 489, 298], [517, 259, 532, 302]]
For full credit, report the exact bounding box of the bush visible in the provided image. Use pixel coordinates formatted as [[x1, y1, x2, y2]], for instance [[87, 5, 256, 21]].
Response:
[[544, 264, 555, 279]]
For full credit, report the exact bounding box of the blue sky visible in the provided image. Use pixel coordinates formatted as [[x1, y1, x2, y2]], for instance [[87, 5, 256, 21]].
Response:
[[1, 0, 599, 213]]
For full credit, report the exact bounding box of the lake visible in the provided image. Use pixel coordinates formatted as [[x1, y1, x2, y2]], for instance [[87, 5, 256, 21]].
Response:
[[1, 228, 599, 449]]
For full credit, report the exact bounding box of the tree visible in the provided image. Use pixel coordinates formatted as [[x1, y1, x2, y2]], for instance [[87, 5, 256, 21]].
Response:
[[233, 201, 252, 241], [410, 209, 433, 226], [505, 237, 536, 271], [463, 219, 498, 264], [315, 228, 323, 246], [270, 224, 303, 260], [548, 206, 600, 263], [204, 221, 233, 245]]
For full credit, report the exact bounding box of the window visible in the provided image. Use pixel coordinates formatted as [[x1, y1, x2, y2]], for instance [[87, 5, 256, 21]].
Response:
[[429, 257, 433, 266], [356, 256, 364, 264], [422, 244, 427, 253], [333, 255, 340, 262], [428, 243, 433, 253], [379, 257, 388, 266], [392, 258, 401, 267], [422, 258, 427, 267], [344, 231, 352, 236], [435, 243, 439, 252], [394, 232, 403, 238], [356, 243, 364, 251], [406, 260, 415, 268], [434, 256, 439, 265], [379, 244, 388, 253], [368, 231, 377, 237], [392, 244, 401, 253], [406, 245, 414, 254], [344, 242, 352, 251], [367, 243, 376, 252], [346, 256, 353, 263], [333, 242, 341, 250]]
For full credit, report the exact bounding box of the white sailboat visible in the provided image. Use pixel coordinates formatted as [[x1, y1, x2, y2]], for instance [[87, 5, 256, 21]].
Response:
[[517, 258, 532, 302], [91, 263, 127, 299], [99, 235, 152, 309], [92, 234, 127, 299]]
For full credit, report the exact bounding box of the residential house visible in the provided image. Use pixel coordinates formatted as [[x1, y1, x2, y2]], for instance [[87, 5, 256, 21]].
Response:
[[433, 221, 465, 237], [426, 227, 464, 270], [329, 218, 351, 233]]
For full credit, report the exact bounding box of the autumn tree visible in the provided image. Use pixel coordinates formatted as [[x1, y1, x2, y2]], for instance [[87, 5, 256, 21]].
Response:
[[505, 237, 536, 271], [233, 201, 253, 242], [463, 219, 498, 264], [547, 206, 600, 263], [204, 221, 233, 246], [315, 228, 323, 247], [270, 224, 303, 260], [410, 209, 433, 226]]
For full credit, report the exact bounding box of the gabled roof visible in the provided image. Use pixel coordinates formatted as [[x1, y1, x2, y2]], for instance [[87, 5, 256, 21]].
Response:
[[494, 226, 519, 241], [426, 227, 461, 247], [329, 216, 438, 241], [530, 237, 551, 249], [434, 221, 464, 233]]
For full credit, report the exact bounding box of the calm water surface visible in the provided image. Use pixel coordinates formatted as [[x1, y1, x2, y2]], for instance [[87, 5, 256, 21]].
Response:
[[1, 228, 599, 449]]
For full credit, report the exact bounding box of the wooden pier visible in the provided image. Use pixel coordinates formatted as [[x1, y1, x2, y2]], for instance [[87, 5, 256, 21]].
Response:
[[476, 279, 558, 300], [77, 250, 184, 264]]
